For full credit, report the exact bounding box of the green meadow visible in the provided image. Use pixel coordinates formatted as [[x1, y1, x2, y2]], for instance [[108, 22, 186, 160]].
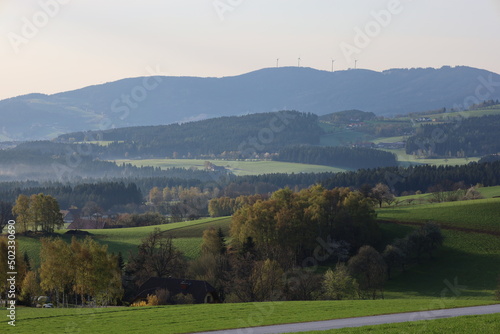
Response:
[[377, 198, 500, 232], [2, 299, 496, 334]]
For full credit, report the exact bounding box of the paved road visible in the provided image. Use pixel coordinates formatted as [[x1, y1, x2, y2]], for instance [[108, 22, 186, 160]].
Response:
[[196, 304, 500, 334]]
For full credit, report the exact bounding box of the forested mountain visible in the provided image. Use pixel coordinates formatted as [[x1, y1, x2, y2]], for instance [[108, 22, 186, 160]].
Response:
[[57, 111, 322, 159], [2, 66, 499, 141], [405, 114, 500, 157]]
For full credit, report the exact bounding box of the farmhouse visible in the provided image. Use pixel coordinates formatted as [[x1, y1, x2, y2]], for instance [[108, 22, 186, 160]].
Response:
[[133, 277, 219, 304]]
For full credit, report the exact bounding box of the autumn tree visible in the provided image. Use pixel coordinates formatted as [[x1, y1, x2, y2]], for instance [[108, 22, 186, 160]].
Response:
[[201, 227, 227, 255], [251, 259, 284, 301], [0, 237, 27, 303], [72, 238, 123, 306], [39, 238, 74, 307], [348, 245, 387, 299], [322, 263, 359, 300], [20, 271, 42, 306], [12, 195, 31, 233], [12, 194, 63, 233]]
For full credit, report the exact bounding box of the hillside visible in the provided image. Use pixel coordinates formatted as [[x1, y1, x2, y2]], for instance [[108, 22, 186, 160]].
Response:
[[57, 111, 322, 159], [2, 66, 500, 141]]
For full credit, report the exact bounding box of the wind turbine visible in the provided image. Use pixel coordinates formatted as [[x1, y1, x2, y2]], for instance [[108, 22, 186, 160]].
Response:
[[331, 59, 336, 72], [354, 59, 358, 69], [298, 57, 301, 67], [276, 58, 279, 68]]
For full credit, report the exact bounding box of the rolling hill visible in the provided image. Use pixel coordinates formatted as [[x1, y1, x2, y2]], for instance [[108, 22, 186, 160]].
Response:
[[2, 66, 500, 141]]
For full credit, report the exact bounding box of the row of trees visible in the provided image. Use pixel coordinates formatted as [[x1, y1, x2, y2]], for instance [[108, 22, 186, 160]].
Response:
[[274, 146, 398, 169], [0, 182, 143, 211], [38, 237, 123, 306], [0, 237, 122, 307]]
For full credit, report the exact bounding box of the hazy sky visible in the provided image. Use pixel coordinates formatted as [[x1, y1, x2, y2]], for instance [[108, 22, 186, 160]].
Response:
[[1, 0, 499, 100]]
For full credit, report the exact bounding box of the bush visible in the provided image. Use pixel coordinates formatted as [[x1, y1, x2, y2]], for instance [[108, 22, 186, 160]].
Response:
[[171, 293, 195, 304], [130, 300, 148, 307]]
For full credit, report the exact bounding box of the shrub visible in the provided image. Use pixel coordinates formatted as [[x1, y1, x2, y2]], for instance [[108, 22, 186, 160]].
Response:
[[172, 293, 195, 304]]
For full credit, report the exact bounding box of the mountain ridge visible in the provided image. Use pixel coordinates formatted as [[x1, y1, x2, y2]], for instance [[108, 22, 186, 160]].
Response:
[[2, 65, 499, 141]]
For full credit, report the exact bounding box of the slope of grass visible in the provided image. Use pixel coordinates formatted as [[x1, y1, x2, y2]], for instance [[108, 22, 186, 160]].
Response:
[[295, 313, 500, 333], [113, 158, 346, 176], [17, 217, 232, 267], [2, 299, 496, 334], [377, 198, 500, 233], [381, 226, 500, 299]]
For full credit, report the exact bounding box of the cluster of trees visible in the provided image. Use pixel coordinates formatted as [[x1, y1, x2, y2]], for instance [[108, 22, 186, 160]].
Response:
[[58, 111, 323, 159], [467, 99, 499, 110], [148, 186, 219, 220], [383, 223, 444, 279], [322, 161, 500, 195], [274, 146, 398, 169], [0, 237, 122, 307], [231, 186, 379, 264], [2, 182, 142, 211], [12, 194, 64, 233], [406, 114, 500, 157], [319, 110, 377, 124], [39, 237, 122, 306], [208, 195, 265, 217], [112, 212, 167, 228]]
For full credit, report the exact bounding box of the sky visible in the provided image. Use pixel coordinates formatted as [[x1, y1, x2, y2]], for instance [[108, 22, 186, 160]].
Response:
[[1, 0, 499, 100]]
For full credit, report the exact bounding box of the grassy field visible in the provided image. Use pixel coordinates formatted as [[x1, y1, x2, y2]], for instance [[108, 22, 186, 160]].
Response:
[[381, 225, 500, 299], [394, 186, 500, 204], [377, 197, 500, 299], [380, 148, 481, 167], [294, 313, 500, 333], [113, 158, 346, 176], [17, 217, 232, 267], [377, 198, 500, 233], [2, 299, 497, 334]]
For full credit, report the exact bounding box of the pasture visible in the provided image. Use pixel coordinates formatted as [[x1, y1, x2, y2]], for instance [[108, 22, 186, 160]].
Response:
[[2, 299, 496, 334]]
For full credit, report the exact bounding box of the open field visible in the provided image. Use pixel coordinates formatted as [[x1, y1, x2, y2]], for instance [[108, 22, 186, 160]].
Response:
[[2, 299, 497, 334], [377, 198, 500, 233], [294, 313, 500, 333], [380, 148, 481, 167], [113, 158, 346, 176]]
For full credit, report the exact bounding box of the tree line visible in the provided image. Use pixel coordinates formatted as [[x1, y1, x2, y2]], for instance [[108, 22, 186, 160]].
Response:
[[406, 114, 500, 157], [2, 182, 143, 211], [274, 146, 398, 169]]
